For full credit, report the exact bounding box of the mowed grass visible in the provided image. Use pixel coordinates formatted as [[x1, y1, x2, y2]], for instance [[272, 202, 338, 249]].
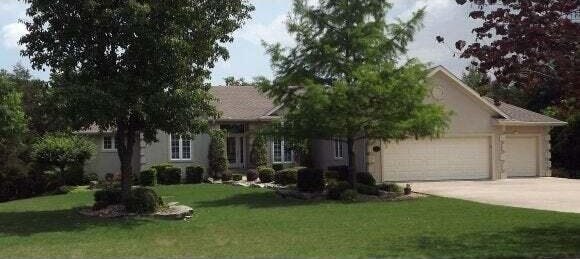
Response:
[[1, 184, 579, 258]]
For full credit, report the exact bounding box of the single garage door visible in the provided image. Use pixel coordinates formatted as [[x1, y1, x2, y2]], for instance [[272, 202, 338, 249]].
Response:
[[504, 136, 538, 177], [382, 137, 491, 181]]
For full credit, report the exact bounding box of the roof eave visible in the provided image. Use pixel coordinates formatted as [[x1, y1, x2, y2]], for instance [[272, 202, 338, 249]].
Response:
[[494, 119, 567, 126]]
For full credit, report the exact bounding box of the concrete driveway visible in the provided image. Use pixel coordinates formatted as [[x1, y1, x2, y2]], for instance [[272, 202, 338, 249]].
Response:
[[410, 177, 580, 213]]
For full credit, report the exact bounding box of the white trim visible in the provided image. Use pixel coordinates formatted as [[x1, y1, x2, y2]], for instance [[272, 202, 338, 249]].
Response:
[[333, 138, 344, 159], [169, 134, 192, 161], [427, 66, 510, 119], [495, 119, 567, 126], [102, 135, 117, 152], [271, 138, 294, 164]]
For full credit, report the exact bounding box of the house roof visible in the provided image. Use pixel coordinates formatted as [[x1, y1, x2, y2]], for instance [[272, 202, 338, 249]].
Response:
[[210, 86, 277, 121], [483, 97, 566, 125]]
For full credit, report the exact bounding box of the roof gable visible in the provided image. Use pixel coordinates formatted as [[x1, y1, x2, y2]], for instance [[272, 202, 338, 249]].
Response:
[[210, 86, 277, 121]]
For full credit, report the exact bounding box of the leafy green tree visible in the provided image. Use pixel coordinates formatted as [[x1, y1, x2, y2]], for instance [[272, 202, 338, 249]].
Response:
[[208, 130, 228, 177], [259, 0, 449, 185], [21, 0, 253, 199], [31, 134, 96, 185], [249, 134, 268, 167], [0, 75, 26, 143], [224, 76, 250, 86], [462, 64, 491, 96]]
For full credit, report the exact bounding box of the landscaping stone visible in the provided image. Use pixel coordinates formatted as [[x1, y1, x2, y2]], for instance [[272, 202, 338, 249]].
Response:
[[155, 204, 194, 219], [79, 202, 194, 220]]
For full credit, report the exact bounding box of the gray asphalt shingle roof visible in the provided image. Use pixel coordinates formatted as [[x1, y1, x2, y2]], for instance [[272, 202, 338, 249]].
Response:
[[209, 86, 276, 121], [483, 97, 564, 124]]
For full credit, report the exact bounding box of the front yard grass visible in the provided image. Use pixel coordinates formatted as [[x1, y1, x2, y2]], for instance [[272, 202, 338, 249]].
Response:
[[1, 184, 579, 258]]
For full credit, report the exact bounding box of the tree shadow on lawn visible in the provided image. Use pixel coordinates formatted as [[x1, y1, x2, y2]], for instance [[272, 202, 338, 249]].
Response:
[[369, 224, 580, 258], [0, 208, 149, 237], [195, 190, 331, 209]]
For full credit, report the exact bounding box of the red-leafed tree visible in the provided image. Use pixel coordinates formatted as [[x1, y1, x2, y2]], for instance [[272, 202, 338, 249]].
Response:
[[439, 0, 579, 115]]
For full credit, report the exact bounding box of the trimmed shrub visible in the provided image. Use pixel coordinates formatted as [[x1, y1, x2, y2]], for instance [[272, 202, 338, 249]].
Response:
[[126, 188, 163, 214], [324, 170, 340, 181], [246, 169, 259, 181], [140, 169, 157, 186], [208, 130, 228, 177], [258, 167, 275, 183], [327, 165, 349, 181], [340, 189, 358, 202], [274, 167, 301, 185], [94, 188, 123, 206], [356, 184, 380, 196], [297, 168, 325, 193], [378, 182, 402, 193], [157, 166, 181, 185], [249, 135, 268, 167], [85, 172, 99, 182], [232, 174, 243, 181], [185, 166, 204, 184], [327, 180, 351, 200], [221, 172, 232, 181], [272, 164, 284, 171], [356, 172, 376, 186]]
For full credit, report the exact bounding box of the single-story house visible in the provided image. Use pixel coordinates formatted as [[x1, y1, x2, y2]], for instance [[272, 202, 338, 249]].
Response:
[[79, 65, 566, 182]]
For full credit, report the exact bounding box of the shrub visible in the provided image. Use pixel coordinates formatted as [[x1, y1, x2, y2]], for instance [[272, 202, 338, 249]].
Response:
[[140, 169, 157, 186], [157, 166, 181, 185], [185, 166, 204, 184], [126, 188, 163, 214], [258, 167, 275, 183], [94, 188, 123, 206], [297, 168, 325, 193], [105, 173, 115, 182], [221, 172, 232, 181], [356, 184, 380, 196], [272, 164, 284, 171], [340, 189, 358, 202], [31, 134, 96, 185], [249, 135, 268, 167], [85, 172, 99, 183], [324, 170, 340, 181], [274, 167, 301, 185], [378, 182, 402, 193], [327, 181, 351, 200], [246, 169, 259, 181], [208, 130, 228, 177], [232, 174, 243, 181], [327, 165, 349, 181], [62, 165, 87, 186], [356, 172, 376, 186]]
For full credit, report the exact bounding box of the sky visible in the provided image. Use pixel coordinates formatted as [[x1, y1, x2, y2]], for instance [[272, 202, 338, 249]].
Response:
[[0, 0, 479, 84]]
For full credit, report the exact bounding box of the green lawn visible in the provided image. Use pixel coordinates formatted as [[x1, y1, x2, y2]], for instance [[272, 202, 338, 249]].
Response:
[[1, 184, 579, 258]]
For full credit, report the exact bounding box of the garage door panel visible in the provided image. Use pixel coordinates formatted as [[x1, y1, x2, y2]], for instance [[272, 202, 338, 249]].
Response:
[[504, 137, 538, 177], [383, 137, 491, 181]]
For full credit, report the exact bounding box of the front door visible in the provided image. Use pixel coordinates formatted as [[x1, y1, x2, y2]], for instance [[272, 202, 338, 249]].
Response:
[[226, 134, 245, 168]]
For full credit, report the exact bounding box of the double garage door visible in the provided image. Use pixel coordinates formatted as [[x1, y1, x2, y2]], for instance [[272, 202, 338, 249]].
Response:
[[381, 136, 539, 181]]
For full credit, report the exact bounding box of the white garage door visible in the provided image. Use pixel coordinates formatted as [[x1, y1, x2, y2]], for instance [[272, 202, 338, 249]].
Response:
[[382, 137, 491, 181], [504, 136, 538, 177]]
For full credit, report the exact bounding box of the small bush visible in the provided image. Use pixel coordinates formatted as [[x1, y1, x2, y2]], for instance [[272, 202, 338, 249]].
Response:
[[126, 188, 163, 214], [356, 172, 376, 186], [94, 188, 123, 205], [327, 181, 351, 200], [272, 164, 284, 171], [324, 170, 340, 181], [246, 169, 259, 181], [85, 172, 99, 182], [340, 189, 358, 202], [221, 172, 232, 181], [140, 169, 157, 186], [157, 166, 181, 185], [105, 173, 115, 182], [258, 167, 275, 183], [274, 167, 300, 185], [297, 168, 325, 193], [356, 184, 380, 196], [232, 174, 243, 181], [185, 166, 204, 184], [378, 183, 402, 193], [327, 165, 349, 181]]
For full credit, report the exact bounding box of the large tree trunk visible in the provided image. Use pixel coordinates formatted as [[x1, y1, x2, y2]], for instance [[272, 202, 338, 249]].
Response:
[[116, 123, 136, 202], [347, 137, 357, 187]]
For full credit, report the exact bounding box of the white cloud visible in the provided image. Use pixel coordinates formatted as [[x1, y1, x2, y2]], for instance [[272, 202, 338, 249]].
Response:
[[1, 22, 27, 50], [235, 14, 294, 46]]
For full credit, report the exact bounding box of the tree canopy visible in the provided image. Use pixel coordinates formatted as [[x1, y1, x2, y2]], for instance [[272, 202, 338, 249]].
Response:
[[20, 0, 254, 199], [259, 0, 449, 183]]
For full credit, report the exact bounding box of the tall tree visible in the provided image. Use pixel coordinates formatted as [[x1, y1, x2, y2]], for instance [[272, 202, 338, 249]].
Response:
[[223, 76, 249, 86], [462, 64, 491, 96], [21, 0, 253, 200], [440, 0, 579, 114], [259, 0, 449, 185]]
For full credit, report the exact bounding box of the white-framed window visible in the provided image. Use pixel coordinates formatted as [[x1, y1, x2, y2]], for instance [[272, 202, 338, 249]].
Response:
[[272, 139, 293, 164], [333, 138, 343, 159], [103, 136, 119, 151], [170, 134, 192, 160]]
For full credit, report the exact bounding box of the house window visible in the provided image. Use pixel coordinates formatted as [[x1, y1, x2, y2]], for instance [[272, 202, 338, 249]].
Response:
[[272, 139, 293, 164], [170, 135, 192, 160], [333, 138, 343, 159], [103, 136, 120, 150]]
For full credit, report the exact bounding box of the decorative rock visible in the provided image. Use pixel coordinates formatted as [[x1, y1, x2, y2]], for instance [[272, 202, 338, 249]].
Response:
[[155, 205, 194, 219], [88, 181, 99, 190]]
